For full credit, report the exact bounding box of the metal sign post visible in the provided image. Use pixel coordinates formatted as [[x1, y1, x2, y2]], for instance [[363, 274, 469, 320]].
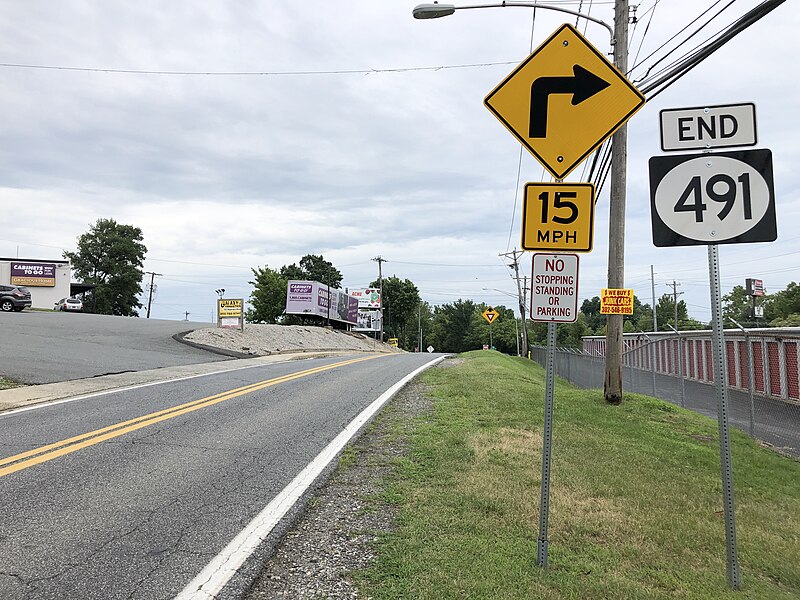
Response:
[[537, 320, 557, 569], [648, 102, 775, 589], [708, 244, 741, 589], [482, 307, 500, 349], [530, 252, 578, 569]]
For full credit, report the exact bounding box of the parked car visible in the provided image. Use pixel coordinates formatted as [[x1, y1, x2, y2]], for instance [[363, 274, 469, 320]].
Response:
[[0, 285, 32, 312], [54, 297, 84, 312]]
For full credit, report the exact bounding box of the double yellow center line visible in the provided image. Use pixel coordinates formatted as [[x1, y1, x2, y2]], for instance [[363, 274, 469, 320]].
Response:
[[0, 354, 385, 478]]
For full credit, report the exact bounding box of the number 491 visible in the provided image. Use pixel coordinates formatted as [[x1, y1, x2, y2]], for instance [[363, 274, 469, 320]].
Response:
[[675, 173, 752, 223]]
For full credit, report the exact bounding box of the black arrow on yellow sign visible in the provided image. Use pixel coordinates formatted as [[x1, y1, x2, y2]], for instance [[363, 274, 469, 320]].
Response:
[[529, 64, 610, 138]]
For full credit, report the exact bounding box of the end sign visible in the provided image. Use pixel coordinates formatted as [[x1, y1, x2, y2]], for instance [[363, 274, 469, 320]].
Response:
[[531, 254, 579, 323]]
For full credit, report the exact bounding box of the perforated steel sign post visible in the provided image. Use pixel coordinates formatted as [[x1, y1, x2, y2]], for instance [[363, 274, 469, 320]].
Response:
[[647, 107, 772, 589]]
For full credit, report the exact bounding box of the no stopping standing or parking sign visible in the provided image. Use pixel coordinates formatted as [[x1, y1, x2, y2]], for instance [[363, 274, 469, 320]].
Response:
[[531, 253, 579, 323]]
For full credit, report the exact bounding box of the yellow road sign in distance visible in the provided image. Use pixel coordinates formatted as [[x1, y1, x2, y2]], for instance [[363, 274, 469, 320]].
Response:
[[482, 307, 500, 324], [484, 23, 645, 180], [522, 182, 594, 252]]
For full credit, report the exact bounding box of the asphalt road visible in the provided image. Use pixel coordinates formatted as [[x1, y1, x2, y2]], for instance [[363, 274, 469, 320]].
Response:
[[0, 311, 229, 384], [0, 352, 444, 600]]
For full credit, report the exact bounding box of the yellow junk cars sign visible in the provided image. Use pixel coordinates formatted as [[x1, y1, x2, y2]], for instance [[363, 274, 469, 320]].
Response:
[[485, 23, 645, 180], [600, 288, 634, 315], [522, 182, 595, 252]]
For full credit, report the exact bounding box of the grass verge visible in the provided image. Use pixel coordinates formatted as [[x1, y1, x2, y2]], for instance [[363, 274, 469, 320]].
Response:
[[356, 351, 800, 599], [0, 376, 21, 390]]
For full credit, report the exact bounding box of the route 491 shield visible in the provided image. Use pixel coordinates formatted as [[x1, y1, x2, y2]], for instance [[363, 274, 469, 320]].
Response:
[[649, 149, 776, 247]]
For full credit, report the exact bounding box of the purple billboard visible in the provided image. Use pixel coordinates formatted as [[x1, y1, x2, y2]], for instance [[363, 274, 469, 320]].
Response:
[[285, 280, 358, 326], [11, 262, 56, 287]]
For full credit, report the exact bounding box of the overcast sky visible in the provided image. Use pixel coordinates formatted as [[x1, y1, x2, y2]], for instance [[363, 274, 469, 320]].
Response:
[[1, 1, 797, 324]]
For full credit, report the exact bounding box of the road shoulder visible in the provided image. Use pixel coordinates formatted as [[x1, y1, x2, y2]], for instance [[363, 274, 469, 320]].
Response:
[[244, 378, 432, 599]]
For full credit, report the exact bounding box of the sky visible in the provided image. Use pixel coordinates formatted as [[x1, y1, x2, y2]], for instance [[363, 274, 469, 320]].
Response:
[[1, 1, 798, 324]]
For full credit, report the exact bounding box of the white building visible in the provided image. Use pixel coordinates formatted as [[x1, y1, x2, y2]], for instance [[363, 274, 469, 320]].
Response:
[[0, 257, 73, 309]]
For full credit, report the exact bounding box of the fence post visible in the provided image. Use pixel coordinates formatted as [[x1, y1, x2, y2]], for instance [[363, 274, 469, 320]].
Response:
[[729, 319, 755, 438], [667, 325, 685, 408]]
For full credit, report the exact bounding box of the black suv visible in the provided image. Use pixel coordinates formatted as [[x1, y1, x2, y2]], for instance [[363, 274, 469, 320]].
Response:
[[0, 285, 32, 312]]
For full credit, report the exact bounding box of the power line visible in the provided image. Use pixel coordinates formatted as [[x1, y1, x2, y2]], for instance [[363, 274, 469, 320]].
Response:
[[0, 60, 519, 77]]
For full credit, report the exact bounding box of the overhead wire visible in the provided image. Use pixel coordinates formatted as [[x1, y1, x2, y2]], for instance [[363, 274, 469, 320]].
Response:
[[505, 5, 540, 253], [0, 60, 520, 76], [640, 0, 787, 99], [629, 0, 733, 83]]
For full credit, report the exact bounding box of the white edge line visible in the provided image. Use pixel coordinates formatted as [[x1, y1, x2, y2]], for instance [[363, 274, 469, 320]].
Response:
[[174, 354, 447, 600]]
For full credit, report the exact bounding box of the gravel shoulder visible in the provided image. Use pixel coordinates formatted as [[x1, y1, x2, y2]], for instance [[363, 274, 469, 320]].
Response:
[[243, 377, 435, 599], [183, 324, 397, 356]]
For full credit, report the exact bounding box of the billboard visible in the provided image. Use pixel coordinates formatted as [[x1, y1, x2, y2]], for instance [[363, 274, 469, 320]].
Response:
[[217, 298, 244, 330], [745, 278, 765, 297], [218, 298, 243, 317], [354, 310, 382, 332], [285, 280, 358, 325], [11, 262, 56, 287], [349, 288, 381, 308]]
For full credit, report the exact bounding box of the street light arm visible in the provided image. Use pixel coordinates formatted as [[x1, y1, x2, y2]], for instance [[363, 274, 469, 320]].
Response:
[[412, 2, 615, 45], [727, 318, 747, 334]]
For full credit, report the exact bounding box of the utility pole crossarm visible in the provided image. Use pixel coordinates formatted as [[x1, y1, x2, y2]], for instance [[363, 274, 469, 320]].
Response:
[[500, 249, 529, 358]]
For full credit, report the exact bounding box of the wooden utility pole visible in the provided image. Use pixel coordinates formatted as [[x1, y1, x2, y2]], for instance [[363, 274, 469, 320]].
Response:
[[603, 0, 630, 404], [145, 271, 162, 319], [372, 256, 386, 342], [500, 250, 529, 357]]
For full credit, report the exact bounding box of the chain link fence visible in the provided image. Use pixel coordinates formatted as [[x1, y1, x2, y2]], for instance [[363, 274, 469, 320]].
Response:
[[532, 330, 800, 458]]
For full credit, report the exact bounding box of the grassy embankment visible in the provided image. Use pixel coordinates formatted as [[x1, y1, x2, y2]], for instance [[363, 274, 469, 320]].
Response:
[[358, 351, 799, 599]]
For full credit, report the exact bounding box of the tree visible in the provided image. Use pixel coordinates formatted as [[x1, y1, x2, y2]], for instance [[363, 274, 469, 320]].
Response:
[[63, 218, 146, 316], [465, 304, 517, 353], [723, 285, 755, 325], [429, 299, 478, 353], [558, 313, 591, 349], [656, 293, 689, 330], [250, 254, 344, 326], [765, 282, 800, 324], [580, 296, 605, 334], [247, 266, 287, 323], [281, 254, 342, 288]]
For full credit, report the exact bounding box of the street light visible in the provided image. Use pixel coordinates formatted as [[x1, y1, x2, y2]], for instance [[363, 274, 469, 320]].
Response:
[[412, 2, 614, 43], [414, 0, 631, 405]]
